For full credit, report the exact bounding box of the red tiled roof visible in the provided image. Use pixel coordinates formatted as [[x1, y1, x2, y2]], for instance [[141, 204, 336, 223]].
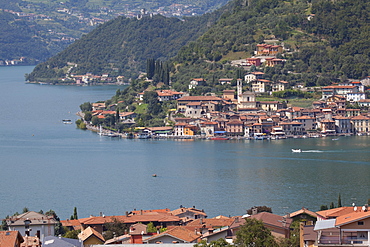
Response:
[[336, 210, 370, 226], [227, 120, 243, 125], [146, 127, 173, 131], [322, 86, 357, 89], [78, 226, 105, 242], [187, 218, 234, 228], [60, 219, 82, 230], [101, 110, 116, 115], [201, 121, 218, 125], [144, 226, 201, 243], [250, 212, 292, 229], [175, 122, 187, 126], [187, 102, 202, 106], [316, 207, 355, 219], [295, 116, 315, 120], [333, 116, 350, 120], [79, 213, 180, 225], [259, 101, 279, 104], [178, 96, 223, 101], [130, 209, 171, 215], [171, 207, 207, 217], [351, 115, 370, 120], [289, 208, 317, 219], [0, 231, 23, 247]]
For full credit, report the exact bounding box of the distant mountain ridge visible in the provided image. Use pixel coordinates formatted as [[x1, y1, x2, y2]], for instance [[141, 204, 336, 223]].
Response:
[[26, 6, 228, 82], [0, 0, 229, 64]]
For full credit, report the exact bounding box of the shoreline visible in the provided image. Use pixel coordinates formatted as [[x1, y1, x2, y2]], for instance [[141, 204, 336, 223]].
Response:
[[76, 112, 363, 140]]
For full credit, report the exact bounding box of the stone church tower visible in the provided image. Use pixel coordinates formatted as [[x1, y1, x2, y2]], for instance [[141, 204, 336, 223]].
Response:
[[237, 79, 257, 109]]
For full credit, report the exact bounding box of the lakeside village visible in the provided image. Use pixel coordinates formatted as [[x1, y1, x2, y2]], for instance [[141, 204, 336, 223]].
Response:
[[65, 44, 370, 139], [77, 76, 370, 140], [2, 203, 370, 247]]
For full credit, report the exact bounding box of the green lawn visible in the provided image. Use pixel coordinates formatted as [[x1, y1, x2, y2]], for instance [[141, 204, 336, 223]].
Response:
[[256, 97, 317, 108], [133, 103, 148, 114]]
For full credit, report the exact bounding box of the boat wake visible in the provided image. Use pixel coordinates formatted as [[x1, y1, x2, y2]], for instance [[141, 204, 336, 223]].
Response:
[[301, 150, 323, 153]]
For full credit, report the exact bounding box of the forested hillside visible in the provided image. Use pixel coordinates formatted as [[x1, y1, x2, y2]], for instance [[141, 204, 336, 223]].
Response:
[[27, 0, 370, 86], [169, 0, 370, 93], [0, 0, 229, 64], [26, 8, 227, 82], [0, 11, 51, 62]]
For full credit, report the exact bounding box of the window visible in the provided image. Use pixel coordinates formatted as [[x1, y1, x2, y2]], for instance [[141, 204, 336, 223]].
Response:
[[358, 221, 364, 225]]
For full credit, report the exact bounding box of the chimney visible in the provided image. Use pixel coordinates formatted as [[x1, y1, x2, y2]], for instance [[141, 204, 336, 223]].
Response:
[[141, 209, 143, 215], [252, 207, 258, 215], [125, 211, 129, 217]]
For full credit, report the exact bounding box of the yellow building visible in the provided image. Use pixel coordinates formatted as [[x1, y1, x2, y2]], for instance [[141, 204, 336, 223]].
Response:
[[78, 227, 105, 247]]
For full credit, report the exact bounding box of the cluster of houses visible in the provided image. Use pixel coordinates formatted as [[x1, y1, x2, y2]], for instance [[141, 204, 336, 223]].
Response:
[[0, 57, 28, 66], [2, 204, 370, 247], [88, 76, 370, 138], [61, 73, 128, 85]]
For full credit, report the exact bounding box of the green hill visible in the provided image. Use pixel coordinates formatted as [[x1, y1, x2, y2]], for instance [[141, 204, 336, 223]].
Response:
[[0, 11, 51, 63], [27, 0, 370, 86], [169, 0, 370, 92], [0, 0, 230, 64], [26, 11, 225, 82]]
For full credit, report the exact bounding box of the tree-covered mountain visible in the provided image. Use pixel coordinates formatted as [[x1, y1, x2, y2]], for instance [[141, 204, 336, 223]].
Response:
[[0, 11, 51, 63], [27, 0, 370, 86], [169, 0, 370, 92], [26, 8, 228, 82], [0, 0, 229, 64]]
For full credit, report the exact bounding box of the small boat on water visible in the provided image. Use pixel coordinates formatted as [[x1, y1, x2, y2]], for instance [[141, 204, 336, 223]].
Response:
[[210, 137, 229, 140], [107, 132, 120, 137], [138, 133, 151, 139], [292, 149, 302, 153], [62, 119, 72, 124]]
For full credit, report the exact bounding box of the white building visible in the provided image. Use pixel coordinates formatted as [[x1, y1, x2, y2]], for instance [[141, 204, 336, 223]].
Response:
[[347, 92, 366, 102], [7, 211, 57, 242]]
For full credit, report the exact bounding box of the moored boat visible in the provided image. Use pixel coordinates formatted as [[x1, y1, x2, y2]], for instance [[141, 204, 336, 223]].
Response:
[[210, 137, 229, 140]]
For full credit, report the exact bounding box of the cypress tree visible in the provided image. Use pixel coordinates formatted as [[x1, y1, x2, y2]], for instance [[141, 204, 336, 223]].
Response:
[[73, 207, 78, 220], [146, 58, 155, 79], [338, 194, 342, 207]]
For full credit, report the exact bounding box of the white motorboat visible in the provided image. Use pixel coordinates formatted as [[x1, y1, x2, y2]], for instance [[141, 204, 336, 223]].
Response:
[[291, 149, 302, 153]]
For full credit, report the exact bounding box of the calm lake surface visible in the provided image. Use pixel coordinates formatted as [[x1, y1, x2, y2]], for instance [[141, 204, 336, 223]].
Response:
[[0, 66, 369, 220]]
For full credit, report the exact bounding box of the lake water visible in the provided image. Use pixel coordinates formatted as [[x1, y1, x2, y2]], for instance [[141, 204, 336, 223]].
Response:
[[0, 66, 369, 221]]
